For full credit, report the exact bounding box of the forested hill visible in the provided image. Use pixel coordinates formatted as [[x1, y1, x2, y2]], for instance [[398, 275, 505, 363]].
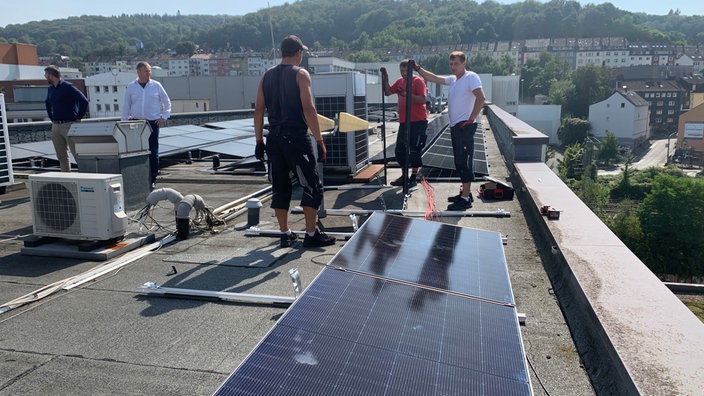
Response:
[[1, 0, 703, 60]]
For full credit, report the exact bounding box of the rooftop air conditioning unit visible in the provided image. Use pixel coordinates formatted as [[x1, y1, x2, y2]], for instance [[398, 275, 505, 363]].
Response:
[[29, 173, 128, 241]]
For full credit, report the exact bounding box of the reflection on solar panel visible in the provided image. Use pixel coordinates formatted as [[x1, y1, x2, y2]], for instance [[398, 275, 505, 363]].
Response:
[[422, 122, 489, 178], [215, 213, 532, 396]]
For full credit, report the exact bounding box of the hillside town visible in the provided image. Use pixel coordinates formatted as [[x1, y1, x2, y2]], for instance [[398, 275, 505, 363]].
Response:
[[2, 37, 704, 164]]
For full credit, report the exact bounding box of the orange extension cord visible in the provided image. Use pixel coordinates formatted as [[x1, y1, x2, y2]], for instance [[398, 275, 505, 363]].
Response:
[[417, 174, 438, 221]]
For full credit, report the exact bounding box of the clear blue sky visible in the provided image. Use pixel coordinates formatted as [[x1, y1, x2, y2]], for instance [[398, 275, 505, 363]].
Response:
[[0, 0, 700, 28]]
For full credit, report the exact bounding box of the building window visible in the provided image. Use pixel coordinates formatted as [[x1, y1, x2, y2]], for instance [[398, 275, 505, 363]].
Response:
[[113, 86, 118, 93], [114, 104, 119, 112], [673, 93, 678, 98], [95, 86, 100, 93], [668, 101, 675, 106], [621, 103, 625, 108], [656, 110, 663, 115], [97, 104, 102, 111], [657, 101, 664, 106], [668, 110, 674, 115], [103, 86, 109, 93]]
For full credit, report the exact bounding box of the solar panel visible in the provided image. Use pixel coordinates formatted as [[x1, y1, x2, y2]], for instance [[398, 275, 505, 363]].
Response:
[[331, 213, 514, 304], [205, 119, 255, 129], [215, 213, 531, 396], [368, 115, 448, 165], [422, 123, 489, 178], [202, 141, 257, 158]]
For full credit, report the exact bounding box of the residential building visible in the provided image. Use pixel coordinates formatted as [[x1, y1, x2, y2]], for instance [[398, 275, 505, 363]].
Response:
[[589, 90, 650, 149], [247, 56, 278, 76], [84, 72, 135, 118], [0, 43, 44, 80], [678, 74, 704, 110], [618, 79, 686, 134], [675, 102, 704, 165]]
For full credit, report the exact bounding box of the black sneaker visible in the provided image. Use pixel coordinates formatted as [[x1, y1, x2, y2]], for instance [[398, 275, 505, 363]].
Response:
[[448, 193, 474, 203], [389, 176, 406, 186], [303, 230, 336, 247], [447, 197, 473, 211], [280, 232, 298, 248]]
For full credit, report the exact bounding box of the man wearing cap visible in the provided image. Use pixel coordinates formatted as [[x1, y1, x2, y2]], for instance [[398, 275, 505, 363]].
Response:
[[44, 65, 89, 172], [254, 35, 335, 248]]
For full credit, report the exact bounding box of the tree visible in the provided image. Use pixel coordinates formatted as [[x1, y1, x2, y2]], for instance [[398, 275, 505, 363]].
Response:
[[348, 50, 382, 63], [558, 117, 591, 147], [599, 131, 619, 165], [565, 64, 614, 118], [557, 143, 583, 180], [175, 40, 197, 55], [548, 78, 575, 107], [638, 174, 704, 276], [606, 199, 646, 256], [577, 164, 608, 216]]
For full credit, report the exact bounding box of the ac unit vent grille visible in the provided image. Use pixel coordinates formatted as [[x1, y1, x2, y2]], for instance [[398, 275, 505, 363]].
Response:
[[34, 182, 81, 234]]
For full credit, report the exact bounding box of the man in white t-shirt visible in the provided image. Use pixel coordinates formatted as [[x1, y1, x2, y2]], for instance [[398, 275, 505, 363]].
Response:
[[415, 51, 486, 210]]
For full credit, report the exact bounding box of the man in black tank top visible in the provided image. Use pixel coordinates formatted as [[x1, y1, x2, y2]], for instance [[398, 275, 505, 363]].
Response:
[[254, 35, 335, 248]]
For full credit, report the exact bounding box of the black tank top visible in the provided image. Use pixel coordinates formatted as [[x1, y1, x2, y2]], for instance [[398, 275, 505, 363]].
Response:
[[262, 64, 307, 130]]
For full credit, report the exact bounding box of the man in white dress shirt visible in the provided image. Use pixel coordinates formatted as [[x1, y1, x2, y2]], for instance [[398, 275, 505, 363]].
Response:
[[122, 61, 171, 186]]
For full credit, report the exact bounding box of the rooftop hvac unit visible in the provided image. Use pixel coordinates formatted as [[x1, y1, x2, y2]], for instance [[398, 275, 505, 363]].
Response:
[[29, 173, 128, 241]]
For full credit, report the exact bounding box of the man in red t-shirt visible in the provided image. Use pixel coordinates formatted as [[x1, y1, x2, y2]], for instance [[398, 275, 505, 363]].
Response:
[[382, 60, 428, 191]]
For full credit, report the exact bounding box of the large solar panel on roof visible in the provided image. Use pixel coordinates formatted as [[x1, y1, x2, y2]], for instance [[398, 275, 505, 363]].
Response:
[[422, 122, 489, 177], [215, 213, 531, 395], [331, 213, 514, 304], [368, 114, 448, 165], [11, 119, 259, 163]]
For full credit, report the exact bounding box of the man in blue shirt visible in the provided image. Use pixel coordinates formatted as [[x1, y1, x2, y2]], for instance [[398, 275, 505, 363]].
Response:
[[44, 65, 88, 172], [122, 61, 171, 186]]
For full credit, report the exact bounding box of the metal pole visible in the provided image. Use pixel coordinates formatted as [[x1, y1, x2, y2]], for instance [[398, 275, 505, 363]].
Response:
[[380, 67, 388, 185], [138, 282, 295, 306]]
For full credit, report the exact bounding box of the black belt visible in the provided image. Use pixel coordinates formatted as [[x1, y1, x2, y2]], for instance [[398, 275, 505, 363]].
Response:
[[52, 120, 74, 124]]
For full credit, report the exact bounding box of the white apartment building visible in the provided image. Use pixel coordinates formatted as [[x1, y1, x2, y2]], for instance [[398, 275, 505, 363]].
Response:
[[84, 71, 135, 118], [589, 90, 650, 149], [247, 56, 278, 76], [166, 58, 190, 76]]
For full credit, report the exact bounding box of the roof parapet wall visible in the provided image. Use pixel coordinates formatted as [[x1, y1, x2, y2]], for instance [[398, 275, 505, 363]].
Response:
[[486, 104, 704, 395]]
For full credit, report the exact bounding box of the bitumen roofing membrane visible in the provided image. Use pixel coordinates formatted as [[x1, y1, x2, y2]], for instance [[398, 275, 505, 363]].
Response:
[[0, 118, 595, 395]]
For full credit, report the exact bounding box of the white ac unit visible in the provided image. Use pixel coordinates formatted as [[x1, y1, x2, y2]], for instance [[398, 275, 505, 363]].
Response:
[[29, 173, 128, 241]]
